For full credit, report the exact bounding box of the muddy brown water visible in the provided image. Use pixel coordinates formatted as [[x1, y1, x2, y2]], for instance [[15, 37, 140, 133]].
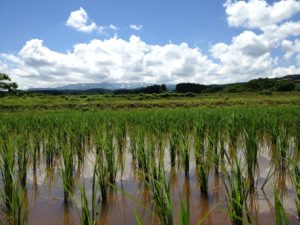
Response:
[[2, 138, 300, 225]]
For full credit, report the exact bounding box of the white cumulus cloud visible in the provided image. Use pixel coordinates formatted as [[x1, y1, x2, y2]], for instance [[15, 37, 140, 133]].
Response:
[[224, 0, 300, 29], [66, 7, 97, 33], [0, 36, 222, 89], [130, 24, 143, 31], [1, 0, 300, 89]]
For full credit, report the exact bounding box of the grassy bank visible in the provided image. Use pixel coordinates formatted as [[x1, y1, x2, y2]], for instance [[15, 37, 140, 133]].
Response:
[[0, 92, 299, 112]]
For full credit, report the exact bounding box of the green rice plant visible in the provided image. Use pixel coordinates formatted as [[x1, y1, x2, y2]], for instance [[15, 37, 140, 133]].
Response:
[[95, 152, 109, 204], [77, 183, 98, 225], [169, 131, 179, 168], [207, 117, 221, 174], [130, 133, 138, 164], [61, 143, 74, 204], [104, 126, 118, 184], [243, 125, 259, 192], [194, 119, 211, 194], [178, 192, 190, 225], [115, 121, 127, 153], [71, 167, 99, 225], [223, 158, 248, 225], [194, 141, 210, 195], [274, 189, 291, 225], [0, 135, 15, 211], [43, 135, 55, 167], [148, 164, 173, 225], [179, 135, 190, 177], [136, 131, 151, 181], [16, 136, 28, 188], [291, 161, 300, 219], [275, 126, 289, 170], [29, 133, 39, 173], [6, 180, 29, 225]]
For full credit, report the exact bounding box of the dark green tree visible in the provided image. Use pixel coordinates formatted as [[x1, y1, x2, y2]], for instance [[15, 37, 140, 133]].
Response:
[[0, 73, 18, 93]]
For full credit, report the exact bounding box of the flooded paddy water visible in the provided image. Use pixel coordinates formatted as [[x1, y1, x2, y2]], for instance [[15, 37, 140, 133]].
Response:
[[0, 108, 300, 225], [16, 135, 299, 225]]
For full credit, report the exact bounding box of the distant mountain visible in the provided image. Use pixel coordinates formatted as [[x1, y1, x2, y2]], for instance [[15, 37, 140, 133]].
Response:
[[30, 82, 155, 91], [26, 74, 300, 95], [276, 74, 300, 82], [29, 82, 176, 92]]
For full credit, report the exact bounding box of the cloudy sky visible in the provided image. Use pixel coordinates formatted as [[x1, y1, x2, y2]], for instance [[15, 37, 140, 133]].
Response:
[[1, 0, 300, 89]]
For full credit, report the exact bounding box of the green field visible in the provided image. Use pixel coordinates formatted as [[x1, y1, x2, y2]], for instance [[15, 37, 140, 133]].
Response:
[[0, 92, 300, 111], [1, 93, 300, 225]]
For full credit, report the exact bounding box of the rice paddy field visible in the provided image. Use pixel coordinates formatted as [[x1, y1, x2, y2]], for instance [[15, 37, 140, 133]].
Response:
[[1, 94, 300, 225]]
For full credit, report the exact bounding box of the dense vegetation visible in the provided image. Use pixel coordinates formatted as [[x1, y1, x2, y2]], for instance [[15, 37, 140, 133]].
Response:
[[176, 75, 300, 93], [1, 92, 300, 112], [0, 73, 18, 93], [1, 74, 299, 96], [0, 106, 300, 224]]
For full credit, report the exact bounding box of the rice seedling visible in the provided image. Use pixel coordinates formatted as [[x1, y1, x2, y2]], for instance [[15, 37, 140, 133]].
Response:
[[243, 125, 259, 192], [0, 135, 15, 211], [207, 117, 221, 174], [76, 182, 99, 225], [223, 157, 248, 225], [29, 133, 39, 173], [5, 179, 29, 225], [274, 189, 291, 225], [291, 160, 300, 219], [0, 106, 299, 224], [195, 140, 210, 195], [178, 192, 190, 225], [61, 143, 74, 204], [179, 135, 190, 177], [95, 152, 109, 204], [16, 136, 29, 188], [169, 131, 179, 168], [115, 121, 127, 154], [148, 163, 173, 225], [275, 126, 290, 170], [136, 130, 151, 181], [104, 127, 118, 184]]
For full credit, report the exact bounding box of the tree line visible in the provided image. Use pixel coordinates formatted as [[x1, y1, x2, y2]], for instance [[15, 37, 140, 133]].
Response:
[[1, 73, 299, 95]]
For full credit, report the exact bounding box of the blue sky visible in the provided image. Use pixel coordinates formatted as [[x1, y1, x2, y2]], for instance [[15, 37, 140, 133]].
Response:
[[0, 0, 233, 52], [1, 0, 300, 88]]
